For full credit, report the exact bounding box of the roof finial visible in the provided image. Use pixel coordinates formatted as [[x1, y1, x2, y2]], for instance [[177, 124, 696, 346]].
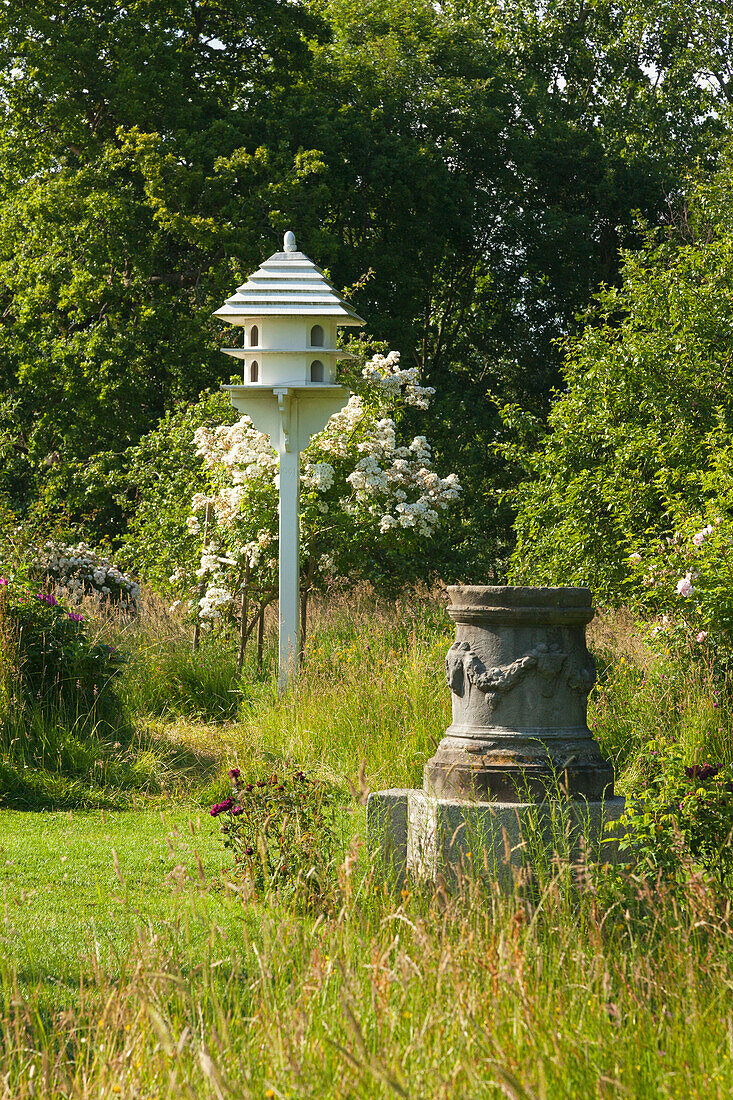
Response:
[[283, 230, 297, 253]]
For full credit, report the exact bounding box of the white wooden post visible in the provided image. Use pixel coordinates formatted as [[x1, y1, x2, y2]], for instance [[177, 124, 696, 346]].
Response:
[[215, 230, 366, 695], [278, 444, 300, 691]]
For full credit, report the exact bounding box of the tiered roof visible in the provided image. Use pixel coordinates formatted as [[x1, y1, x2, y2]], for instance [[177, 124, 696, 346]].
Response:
[[214, 232, 365, 325]]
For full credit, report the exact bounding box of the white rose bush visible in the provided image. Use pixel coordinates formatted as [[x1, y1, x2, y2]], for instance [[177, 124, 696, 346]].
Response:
[[34, 541, 141, 609], [178, 351, 461, 639]]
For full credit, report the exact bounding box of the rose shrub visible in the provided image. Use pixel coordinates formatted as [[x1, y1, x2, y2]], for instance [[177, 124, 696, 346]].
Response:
[[188, 350, 461, 626], [122, 351, 461, 637], [33, 542, 140, 609], [211, 765, 344, 906], [619, 738, 733, 887], [0, 576, 125, 715]]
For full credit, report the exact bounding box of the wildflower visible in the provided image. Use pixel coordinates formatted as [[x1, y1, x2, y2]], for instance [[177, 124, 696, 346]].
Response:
[[231, 805, 243, 817], [628, 552, 642, 564], [68, 612, 84, 622], [37, 592, 58, 606], [228, 768, 241, 780], [245, 783, 254, 792], [245, 846, 254, 856], [210, 798, 235, 817], [0, 578, 8, 586], [696, 631, 708, 643]]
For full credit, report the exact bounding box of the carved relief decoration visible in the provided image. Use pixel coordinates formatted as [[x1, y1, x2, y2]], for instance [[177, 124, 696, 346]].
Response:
[[446, 640, 593, 707]]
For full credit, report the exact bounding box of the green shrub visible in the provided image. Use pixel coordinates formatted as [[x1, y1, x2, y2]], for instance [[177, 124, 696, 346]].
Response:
[[620, 738, 733, 887], [211, 764, 345, 906], [506, 155, 733, 602], [0, 577, 124, 717]]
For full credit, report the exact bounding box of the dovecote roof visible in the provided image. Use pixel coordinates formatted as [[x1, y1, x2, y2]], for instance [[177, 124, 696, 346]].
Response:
[[214, 233, 365, 325]]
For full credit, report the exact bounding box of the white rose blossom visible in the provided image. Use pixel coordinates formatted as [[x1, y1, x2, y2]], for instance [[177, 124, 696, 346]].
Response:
[[185, 352, 460, 617], [35, 541, 140, 608]]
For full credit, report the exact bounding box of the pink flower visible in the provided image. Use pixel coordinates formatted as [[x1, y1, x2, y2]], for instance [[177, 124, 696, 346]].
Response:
[[696, 631, 708, 643], [0, 578, 7, 586], [692, 525, 713, 547], [676, 575, 694, 597]]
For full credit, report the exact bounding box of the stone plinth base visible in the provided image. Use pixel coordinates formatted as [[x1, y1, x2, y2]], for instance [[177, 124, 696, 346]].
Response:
[[367, 790, 627, 888]]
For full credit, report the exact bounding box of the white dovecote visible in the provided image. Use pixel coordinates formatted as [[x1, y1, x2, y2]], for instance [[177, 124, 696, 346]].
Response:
[[214, 231, 365, 388], [216, 231, 365, 695]]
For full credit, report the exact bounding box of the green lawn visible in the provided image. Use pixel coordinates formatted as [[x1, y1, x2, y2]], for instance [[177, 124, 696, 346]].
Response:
[[0, 806, 237, 1002]]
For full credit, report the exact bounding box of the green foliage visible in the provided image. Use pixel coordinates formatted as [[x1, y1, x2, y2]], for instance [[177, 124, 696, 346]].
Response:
[[0, 579, 123, 715], [508, 153, 733, 596], [618, 457, 733, 656], [8, 601, 733, 1096], [620, 740, 733, 886], [0, 0, 323, 531], [123, 635, 244, 722], [1, 0, 729, 572], [213, 766, 344, 906], [118, 390, 237, 589]]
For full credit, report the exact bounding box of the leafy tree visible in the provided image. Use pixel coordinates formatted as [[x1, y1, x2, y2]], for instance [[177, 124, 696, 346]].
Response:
[[299, 0, 728, 577], [0, 0, 325, 522], [507, 153, 733, 599], [0, 0, 730, 584]]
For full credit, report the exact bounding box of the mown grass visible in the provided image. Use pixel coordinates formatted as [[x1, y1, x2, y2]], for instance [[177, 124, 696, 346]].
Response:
[[2, 593, 733, 1096]]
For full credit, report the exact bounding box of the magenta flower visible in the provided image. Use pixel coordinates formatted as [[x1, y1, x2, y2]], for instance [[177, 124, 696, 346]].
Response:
[[231, 805, 243, 817], [210, 798, 235, 817], [68, 612, 84, 622], [0, 578, 8, 587], [228, 768, 241, 780], [37, 592, 58, 606]]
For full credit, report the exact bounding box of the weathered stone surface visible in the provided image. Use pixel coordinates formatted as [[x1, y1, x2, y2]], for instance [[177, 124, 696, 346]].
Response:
[[407, 791, 627, 887], [424, 586, 614, 802], [367, 790, 408, 886], [368, 586, 627, 887], [368, 789, 627, 887]]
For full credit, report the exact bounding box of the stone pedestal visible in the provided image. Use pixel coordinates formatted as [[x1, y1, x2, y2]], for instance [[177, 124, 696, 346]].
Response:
[[368, 586, 625, 886], [426, 586, 612, 802], [368, 788, 626, 889]]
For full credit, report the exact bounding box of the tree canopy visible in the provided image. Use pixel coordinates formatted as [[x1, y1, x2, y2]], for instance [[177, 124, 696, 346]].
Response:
[[0, 0, 731, 577], [508, 152, 733, 598]]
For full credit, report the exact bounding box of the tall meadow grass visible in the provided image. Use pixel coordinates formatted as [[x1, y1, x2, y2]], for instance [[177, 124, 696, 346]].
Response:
[[2, 591, 733, 1096]]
